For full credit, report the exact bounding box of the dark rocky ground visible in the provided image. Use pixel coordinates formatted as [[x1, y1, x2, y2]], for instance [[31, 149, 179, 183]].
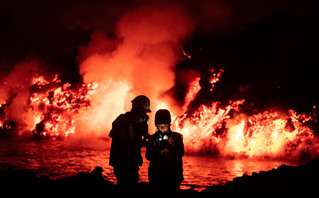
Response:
[[1, 159, 318, 197], [201, 158, 319, 198]]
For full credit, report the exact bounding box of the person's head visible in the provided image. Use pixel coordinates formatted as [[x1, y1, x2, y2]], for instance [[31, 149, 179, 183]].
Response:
[[155, 109, 171, 133], [131, 95, 151, 116]]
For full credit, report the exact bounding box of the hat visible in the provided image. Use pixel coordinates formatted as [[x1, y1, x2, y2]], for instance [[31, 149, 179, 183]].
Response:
[[131, 95, 151, 112], [155, 109, 171, 125]]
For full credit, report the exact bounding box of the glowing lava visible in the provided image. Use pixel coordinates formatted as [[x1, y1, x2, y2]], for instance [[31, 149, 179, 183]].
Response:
[[29, 74, 97, 138], [0, 63, 318, 161], [222, 110, 316, 159], [171, 69, 318, 160]]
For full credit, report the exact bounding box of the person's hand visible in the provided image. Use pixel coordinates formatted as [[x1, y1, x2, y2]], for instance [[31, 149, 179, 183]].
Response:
[[159, 140, 170, 150]]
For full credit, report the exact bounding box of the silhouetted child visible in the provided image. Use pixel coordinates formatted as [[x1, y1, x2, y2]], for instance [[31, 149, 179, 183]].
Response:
[[146, 109, 184, 193]]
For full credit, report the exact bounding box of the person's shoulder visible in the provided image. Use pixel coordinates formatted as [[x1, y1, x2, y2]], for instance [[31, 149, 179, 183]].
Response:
[[171, 131, 183, 140], [150, 131, 159, 138], [113, 113, 129, 124], [146, 133, 156, 143]]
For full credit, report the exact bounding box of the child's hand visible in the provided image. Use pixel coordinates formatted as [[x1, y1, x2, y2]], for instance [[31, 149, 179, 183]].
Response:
[[159, 140, 169, 150]]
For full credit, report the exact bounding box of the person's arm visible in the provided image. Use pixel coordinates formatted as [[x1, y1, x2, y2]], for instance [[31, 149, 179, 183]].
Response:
[[166, 133, 184, 158], [139, 121, 150, 147], [146, 138, 155, 161], [146, 136, 162, 161], [109, 115, 133, 146]]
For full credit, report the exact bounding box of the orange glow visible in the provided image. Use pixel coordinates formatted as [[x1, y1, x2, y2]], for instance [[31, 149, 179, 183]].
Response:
[[0, 1, 317, 162], [175, 99, 245, 154], [222, 110, 315, 158], [182, 50, 192, 59], [5, 66, 314, 161], [170, 71, 318, 160], [183, 77, 201, 112], [0, 59, 317, 161], [28, 74, 97, 138], [208, 68, 224, 91]]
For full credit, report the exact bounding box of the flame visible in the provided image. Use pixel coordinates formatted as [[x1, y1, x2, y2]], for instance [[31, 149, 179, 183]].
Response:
[[174, 102, 318, 160], [183, 68, 224, 111], [165, 68, 318, 160], [175, 99, 245, 154], [0, 60, 317, 161], [27, 75, 133, 138], [221, 110, 316, 159], [0, 2, 318, 160], [27, 74, 98, 137], [183, 77, 201, 112], [176, 84, 316, 161]]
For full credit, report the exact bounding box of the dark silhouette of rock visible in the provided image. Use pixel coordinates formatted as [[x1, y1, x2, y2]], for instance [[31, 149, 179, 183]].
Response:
[[1, 159, 318, 197]]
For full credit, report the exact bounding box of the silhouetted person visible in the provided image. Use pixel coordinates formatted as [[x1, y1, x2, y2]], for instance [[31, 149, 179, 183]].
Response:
[[109, 95, 151, 193], [146, 109, 184, 193]]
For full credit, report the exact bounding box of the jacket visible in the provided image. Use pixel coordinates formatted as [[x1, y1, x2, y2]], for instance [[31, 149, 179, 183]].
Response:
[[146, 130, 184, 183], [109, 112, 149, 168]]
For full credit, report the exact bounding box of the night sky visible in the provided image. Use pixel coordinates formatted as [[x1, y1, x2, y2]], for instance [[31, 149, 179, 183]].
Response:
[[1, 0, 319, 114]]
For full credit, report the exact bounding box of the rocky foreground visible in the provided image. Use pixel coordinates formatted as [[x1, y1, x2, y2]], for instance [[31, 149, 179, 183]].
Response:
[[0, 159, 318, 197]]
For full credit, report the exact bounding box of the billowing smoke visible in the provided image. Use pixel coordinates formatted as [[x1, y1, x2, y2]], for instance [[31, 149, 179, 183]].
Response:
[[0, 1, 197, 137], [0, 60, 42, 134], [0, 0, 318, 160], [76, 2, 196, 134]]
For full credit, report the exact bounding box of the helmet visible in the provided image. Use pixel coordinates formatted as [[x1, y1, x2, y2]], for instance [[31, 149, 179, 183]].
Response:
[[155, 109, 171, 125], [131, 95, 151, 113]]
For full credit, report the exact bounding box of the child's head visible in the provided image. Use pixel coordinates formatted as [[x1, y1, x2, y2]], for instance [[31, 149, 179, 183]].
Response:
[[155, 109, 171, 133], [157, 124, 170, 133]]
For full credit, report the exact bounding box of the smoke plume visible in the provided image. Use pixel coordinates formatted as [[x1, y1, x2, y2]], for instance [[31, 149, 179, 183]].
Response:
[[0, 60, 44, 134], [76, 2, 196, 134]]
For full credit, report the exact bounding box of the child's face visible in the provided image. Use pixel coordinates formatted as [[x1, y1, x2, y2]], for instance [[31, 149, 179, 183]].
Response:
[[157, 124, 170, 133]]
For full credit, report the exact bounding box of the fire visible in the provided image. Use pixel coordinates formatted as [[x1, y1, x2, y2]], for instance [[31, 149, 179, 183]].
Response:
[[0, 0, 316, 163], [170, 68, 318, 160], [183, 68, 224, 112], [174, 101, 317, 160], [175, 99, 245, 154], [223, 110, 315, 159], [29, 75, 94, 137], [0, 61, 317, 161], [183, 77, 201, 112], [0, 73, 99, 138]]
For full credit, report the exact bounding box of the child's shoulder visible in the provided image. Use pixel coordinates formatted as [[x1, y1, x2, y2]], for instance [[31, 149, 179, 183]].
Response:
[[171, 131, 183, 140]]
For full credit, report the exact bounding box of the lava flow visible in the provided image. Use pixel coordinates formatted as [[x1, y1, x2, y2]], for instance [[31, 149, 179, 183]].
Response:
[[1, 64, 318, 162], [29, 74, 98, 138], [173, 68, 318, 160], [0, 69, 98, 138], [0, 2, 318, 162]]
